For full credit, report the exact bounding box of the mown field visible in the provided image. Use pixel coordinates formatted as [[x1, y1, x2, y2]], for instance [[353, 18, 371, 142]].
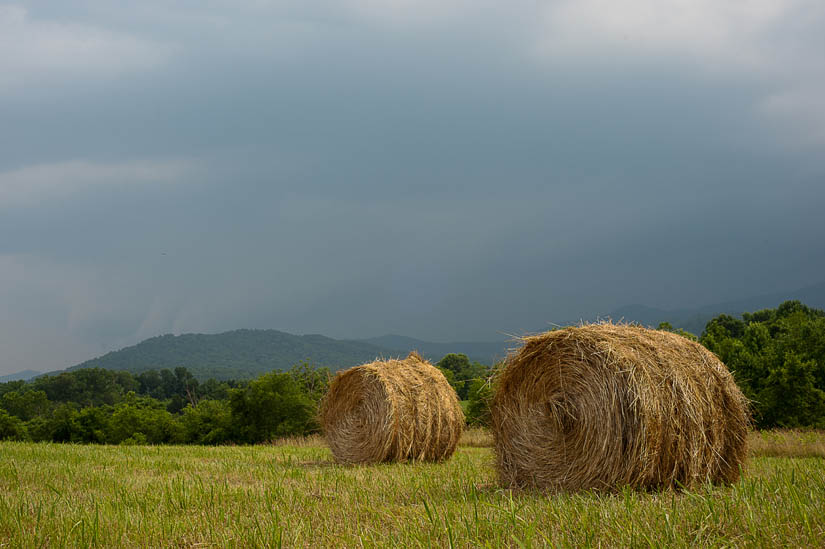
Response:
[[1, 430, 824, 548]]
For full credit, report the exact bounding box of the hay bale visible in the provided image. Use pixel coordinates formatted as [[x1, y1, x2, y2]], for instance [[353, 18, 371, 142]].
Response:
[[491, 323, 750, 492], [320, 352, 464, 464]]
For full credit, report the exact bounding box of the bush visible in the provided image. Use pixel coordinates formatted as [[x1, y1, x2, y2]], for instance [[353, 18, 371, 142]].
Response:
[[288, 363, 331, 433], [70, 406, 111, 443], [0, 409, 28, 441], [229, 371, 314, 442], [465, 378, 493, 427], [108, 394, 184, 444], [436, 354, 490, 400], [180, 400, 232, 444], [24, 415, 53, 442], [0, 390, 50, 421]]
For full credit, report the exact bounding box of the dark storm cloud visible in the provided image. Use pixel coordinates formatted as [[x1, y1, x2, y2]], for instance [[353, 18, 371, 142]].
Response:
[[1, 1, 824, 373]]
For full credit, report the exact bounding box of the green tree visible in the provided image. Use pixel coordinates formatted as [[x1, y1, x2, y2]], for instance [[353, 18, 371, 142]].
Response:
[[0, 390, 50, 421], [0, 409, 28, 441], [70, 406, 112, 443], [24, 416, 53, 442], [436, 354, 490, 400], [657, 322, 698, 341], [701, 300, 825, 428], [288, 363, 331, 433], [199, 378, 232, 401], [108, 393, 183, 444], [437, 366, 464, 400], [31, 368, 136, 407], [465, 378, 494, 427], [137, 370, 164, 398], [180, 400, 232, 444], [289, 363, 330, 405], [48, 404, 80, 443], [759, 352, 825, 428], [0, 380, 26, 398], [437, 354, 472, 378], [229, 371, 313, 442]]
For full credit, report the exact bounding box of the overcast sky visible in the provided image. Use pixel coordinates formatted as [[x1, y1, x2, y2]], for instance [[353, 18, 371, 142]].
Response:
[[2, 0, 824, 374]]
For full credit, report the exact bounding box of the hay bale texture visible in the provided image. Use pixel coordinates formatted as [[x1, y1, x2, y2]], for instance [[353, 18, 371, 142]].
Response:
[[320, 352, 464, 464], [492, 323, 750, 492]]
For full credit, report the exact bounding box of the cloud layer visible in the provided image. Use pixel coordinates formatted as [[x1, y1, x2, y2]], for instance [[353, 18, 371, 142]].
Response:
[[1, 1, 823, 374], [0, 5, 170, 92], [0, 159, 195, 207]]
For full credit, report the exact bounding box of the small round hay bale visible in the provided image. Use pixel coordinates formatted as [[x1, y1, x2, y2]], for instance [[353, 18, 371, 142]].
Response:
[[320, 352, 464, 464], [491, 323, 750, 492]]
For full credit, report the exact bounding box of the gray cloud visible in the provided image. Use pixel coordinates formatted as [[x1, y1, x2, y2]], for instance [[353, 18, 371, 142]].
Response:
[[0, 5, 171, 93], [1, 1, 824, 374], [0, 158, 196, 207]]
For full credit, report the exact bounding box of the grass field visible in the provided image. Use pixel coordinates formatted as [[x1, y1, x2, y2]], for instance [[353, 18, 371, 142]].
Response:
[[1, 431, 824, 548]]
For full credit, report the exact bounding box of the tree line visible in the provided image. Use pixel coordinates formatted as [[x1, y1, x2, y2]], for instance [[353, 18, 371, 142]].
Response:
[[0, 354, 492, 444], [699, 300, 825, 429], [2, 300, 823, 443]]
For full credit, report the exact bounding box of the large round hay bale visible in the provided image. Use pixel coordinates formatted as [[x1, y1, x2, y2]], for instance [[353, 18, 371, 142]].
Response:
[[491, 323, 750, 492], [320, 352, 464, 464]]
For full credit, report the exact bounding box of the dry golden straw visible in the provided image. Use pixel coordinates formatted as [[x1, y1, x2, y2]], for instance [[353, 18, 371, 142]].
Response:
[[491, 323, 750, 492], [320, 352, 464, 464]]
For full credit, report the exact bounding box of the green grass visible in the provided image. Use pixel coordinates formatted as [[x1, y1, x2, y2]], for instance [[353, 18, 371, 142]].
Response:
[[1, 435, 824, 547]]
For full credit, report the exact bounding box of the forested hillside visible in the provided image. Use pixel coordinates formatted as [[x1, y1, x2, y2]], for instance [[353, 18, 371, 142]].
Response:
[[0, 370, 42, 383], [68, 330, 395, 380], [64, 330, 510, 381]]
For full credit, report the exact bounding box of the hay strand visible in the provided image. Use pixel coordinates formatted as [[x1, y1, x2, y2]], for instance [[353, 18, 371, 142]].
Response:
[[491, 323, 750, 492], [320, 352, 464, 464]]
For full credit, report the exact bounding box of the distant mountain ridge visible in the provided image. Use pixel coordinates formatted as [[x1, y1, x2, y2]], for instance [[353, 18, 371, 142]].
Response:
[[607, 279, 825, 335], [65, 329, 509, 381], [0, 370, 42, 383], [68, 329, 395, 380]]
